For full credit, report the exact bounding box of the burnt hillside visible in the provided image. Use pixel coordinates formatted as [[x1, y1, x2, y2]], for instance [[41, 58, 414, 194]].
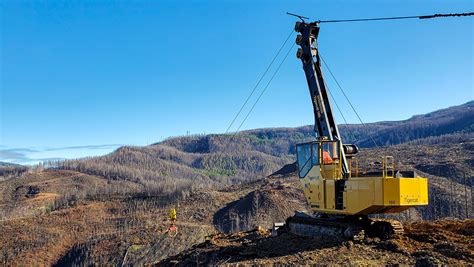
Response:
[[342, 100, 473, 147], [47, 101, 473, 201], [1, 102, 472, 266]]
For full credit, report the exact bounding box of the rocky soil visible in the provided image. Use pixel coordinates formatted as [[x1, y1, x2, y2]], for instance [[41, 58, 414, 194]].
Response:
[[160, 219, 474, 266]]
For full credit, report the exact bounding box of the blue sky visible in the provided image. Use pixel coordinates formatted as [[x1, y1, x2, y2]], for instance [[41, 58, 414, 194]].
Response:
[[1, 0, 473, 164]]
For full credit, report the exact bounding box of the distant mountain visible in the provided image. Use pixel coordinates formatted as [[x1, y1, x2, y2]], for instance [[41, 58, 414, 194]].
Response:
[[233, 100, 474, 148], [52, 101, 473, 198], [341, 101, 474, 147], [0, 162, 28, 181], [0, 162, 22, 167]]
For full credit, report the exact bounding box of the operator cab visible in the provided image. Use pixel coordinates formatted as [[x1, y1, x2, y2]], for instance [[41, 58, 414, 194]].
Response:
[[296, 140, 341, 179]]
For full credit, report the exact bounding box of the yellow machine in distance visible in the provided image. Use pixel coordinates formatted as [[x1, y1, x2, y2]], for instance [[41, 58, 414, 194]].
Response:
[[296, 140, 428, 216]]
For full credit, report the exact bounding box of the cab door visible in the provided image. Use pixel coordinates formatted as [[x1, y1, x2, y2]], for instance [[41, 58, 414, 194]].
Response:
[[297, 142, 324, 210]]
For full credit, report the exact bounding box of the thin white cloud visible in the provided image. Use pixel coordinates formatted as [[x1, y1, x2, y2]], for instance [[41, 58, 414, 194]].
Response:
[[42, 144, 123, 151], [0, 144, 123, 165]]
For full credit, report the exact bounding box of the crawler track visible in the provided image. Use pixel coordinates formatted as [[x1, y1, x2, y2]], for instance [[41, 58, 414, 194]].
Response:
[[285, 212, 404, 240]]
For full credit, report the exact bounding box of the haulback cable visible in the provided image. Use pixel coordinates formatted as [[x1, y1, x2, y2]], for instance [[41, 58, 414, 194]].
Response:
[[317, 12, 474, 23], [286, 12, 474, 24]]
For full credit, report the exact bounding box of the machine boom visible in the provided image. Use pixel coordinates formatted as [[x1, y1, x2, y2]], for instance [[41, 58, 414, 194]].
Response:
[[295, 21, 349, 176]]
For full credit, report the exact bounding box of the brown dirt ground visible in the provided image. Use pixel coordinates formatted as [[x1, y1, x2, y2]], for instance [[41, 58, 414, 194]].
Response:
[[159, 219, 474, 266]]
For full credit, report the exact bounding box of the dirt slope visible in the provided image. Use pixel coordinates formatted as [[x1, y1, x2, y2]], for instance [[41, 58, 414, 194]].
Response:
[[159, 219, 474, 266], [213, 178, 307, 233]]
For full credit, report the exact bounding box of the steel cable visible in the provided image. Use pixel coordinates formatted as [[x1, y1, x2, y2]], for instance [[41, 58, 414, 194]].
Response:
[[320, 55, 380, 148], [234, 43, 295, 134], [316, 12, 474, 23], [225, 29, 294, 133]]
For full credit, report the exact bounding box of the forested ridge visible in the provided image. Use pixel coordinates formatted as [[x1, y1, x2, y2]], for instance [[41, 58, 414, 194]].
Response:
[[52, 100, 472, 185], [1, 101, 472, 217]]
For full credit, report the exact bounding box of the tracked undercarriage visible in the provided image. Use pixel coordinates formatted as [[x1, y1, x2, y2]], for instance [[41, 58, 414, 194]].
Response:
[[278, 212, 404, 240]]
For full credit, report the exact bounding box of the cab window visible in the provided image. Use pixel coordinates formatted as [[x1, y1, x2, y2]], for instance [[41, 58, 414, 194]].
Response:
[[297, 143, 319, 178]]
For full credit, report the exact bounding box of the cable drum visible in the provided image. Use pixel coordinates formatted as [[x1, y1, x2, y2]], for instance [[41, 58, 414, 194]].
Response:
[[343, 144, 359, 155]]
